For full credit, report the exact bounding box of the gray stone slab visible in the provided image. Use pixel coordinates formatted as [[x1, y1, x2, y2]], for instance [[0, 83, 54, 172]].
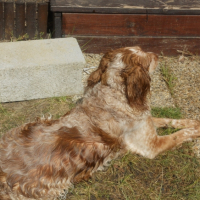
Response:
[[0, 38, 85, 102]]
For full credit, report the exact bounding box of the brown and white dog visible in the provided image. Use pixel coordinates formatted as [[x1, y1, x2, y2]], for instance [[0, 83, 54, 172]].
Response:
[[0, 47, 200, 200]]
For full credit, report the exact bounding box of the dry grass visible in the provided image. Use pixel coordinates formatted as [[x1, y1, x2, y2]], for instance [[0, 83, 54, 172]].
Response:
[[0, 96, 75, 136], [67, 144, 200, 200], [0, 99, 199, 200]]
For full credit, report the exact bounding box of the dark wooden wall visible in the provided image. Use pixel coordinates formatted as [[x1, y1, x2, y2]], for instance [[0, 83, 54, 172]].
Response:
[[51, 0, 200, 55], [62, 14, 200, 37], [61, 13, 200, 55], [0, 2, 48, 40]]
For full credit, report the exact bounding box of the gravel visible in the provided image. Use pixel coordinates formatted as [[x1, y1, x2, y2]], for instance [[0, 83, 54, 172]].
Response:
[[165, 56, 200, 120]]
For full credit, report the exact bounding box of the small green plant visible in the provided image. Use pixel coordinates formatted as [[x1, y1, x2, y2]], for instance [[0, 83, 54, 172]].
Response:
[[39, 32, 44, 39], [10, 31, 15, 42], [16, 35, 24, 41], [23, 33, 29, 40], [52, 96, 67, 103], [33, 32, 45, 40], [160, 63, 177, 96], [16, 33, 29, 41]]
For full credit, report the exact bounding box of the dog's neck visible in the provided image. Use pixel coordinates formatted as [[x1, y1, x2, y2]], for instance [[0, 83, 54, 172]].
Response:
[[84, 82, 151, 119]]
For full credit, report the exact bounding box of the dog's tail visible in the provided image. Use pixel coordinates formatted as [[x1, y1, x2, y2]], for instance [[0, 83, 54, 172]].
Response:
[[0, 167, 11, 200]]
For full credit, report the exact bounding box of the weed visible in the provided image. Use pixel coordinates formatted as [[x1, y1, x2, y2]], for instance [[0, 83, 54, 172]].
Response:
[[160, 63, 177, 96], [67, 25, 76, 37], [47, 29, 54, 39], [39, 32, 44, 39], [16, 33, 29, 41], [34, 32, 45, 40], [10, 31, 14, 42], [52, 96, 67, 103], [81, 38, 93, 52]]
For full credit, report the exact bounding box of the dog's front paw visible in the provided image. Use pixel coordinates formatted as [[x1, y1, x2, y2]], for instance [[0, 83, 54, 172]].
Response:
[[194, 120, 200, 130], [184, 128, 200, 140]]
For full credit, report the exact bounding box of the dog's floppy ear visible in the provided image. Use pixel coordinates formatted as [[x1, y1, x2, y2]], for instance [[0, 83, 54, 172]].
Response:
[[87, 52, 112, 88], [121, 65, 151, 110]]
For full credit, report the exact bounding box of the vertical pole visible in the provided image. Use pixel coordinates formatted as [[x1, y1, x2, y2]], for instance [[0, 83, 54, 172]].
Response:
[[53, 12, 62, 38]]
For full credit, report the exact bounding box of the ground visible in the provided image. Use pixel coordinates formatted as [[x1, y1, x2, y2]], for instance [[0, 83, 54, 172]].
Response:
[[0, 52, 200, 200]]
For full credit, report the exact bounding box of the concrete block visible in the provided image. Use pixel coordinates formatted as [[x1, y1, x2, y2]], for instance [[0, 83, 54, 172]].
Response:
[[0, 38, 85, 102]]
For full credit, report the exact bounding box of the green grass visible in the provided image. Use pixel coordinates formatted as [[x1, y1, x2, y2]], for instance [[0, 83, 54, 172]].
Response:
[[151, 107, 182, 119], [65, 107, 200, 200]]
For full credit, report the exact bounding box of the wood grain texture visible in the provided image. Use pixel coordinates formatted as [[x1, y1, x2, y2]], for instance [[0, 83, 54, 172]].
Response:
[[51, 0, 200, 14], [38, 3, 48, 38], [62, 14, 200, 37], [26, 3, 36, 39], [4, 3, 14, 40], [74, 36, 200, 56], [51, 0, 200, 8], [16, 3, 25, 38]]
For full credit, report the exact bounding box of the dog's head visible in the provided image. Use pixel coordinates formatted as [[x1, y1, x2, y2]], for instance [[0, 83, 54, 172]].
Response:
[[87, 47, 158, 110]]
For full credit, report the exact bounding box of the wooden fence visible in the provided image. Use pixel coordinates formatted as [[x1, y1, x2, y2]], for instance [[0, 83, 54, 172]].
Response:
[[0, 2, 48, 40]]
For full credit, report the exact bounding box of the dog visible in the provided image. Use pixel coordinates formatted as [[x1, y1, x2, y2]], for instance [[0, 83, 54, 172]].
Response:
[[0, 46, 200, 200]]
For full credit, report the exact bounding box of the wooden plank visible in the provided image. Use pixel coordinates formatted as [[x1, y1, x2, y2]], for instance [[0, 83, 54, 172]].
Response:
[[26, 3, 36, 39], [16, 3, 25, 38], [38, 3, 48, 38], [51, 0, 200, 8], [0, 2, 4, 40], [73, 36, 200, 56], [4, 3, 14, 40], [62, 14, 200, 37], [51, 0, 200, 14]]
